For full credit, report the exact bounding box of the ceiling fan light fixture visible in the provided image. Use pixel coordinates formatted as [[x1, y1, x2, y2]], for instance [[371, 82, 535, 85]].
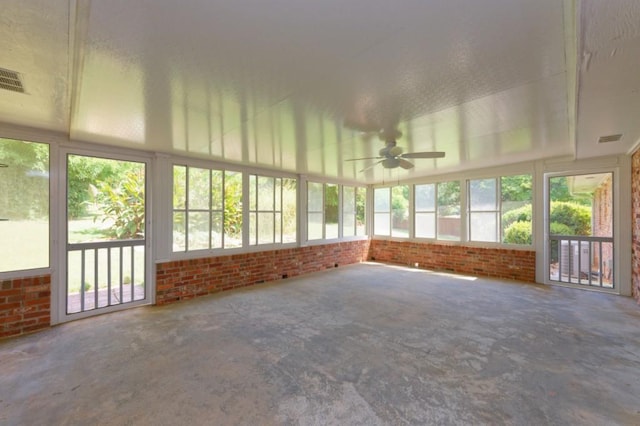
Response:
[[388, 146, 403, 157]]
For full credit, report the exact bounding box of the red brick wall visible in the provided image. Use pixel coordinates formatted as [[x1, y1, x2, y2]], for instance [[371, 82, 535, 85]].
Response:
[[0, 275, 51, 339], [593, 174, 613, 281], [632, 150, 640, 302], [369, 239, 535, 282], [156, 240, 371, 305]]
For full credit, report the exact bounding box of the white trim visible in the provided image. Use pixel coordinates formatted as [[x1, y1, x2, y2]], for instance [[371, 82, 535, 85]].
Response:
[[56, 147, 154, 324], [534, 160, 545, 283], [0, 268, 52, 281], [541, 158, 627, 295], [380, 160, 536, 188]]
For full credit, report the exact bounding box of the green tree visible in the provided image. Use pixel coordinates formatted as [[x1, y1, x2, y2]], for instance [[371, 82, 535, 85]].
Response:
[[67, 156, 140, 219], [501, 175, 532, 202], [549, 176, 592, 206], [391, 185, 409, 223], [0, 139, 49, 219], [355, 187, 366, 227], [224, 171, 243, 240], [437, 181, 460, 216], [92, 169, 145, 239]]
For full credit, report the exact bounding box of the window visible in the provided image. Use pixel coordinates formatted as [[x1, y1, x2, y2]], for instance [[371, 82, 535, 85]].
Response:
[[325, 183, 339, 239], [467, 174, 532, 244], [374, 187, 391, 235], [307, 182, 324, 240], [0, 138, 49, 272], [249, 174, 297, 245], [309, 182, 365, 240], [437, 181, 461, 241], [501, 174, 532, 244], [468, 178, 499, 242], [391, 186, 409, 237], [374, 185, 409, 237], [415, 184, 436, 238], [342, 186, 366, 237], [172, 165, 242, 252]]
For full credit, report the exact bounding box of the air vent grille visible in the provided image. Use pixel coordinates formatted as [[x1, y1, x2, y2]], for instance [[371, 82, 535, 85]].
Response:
[[598, 134, 623, 143], [0, 68, 25, 93]]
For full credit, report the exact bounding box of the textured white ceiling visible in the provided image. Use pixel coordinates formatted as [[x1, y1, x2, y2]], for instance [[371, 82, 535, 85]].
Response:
[[0, 1, 638, 183], [577, 0, 640, 159]]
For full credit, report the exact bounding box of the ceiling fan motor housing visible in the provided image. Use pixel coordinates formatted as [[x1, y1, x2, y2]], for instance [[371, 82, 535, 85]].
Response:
[[382, 158, 400, 168]]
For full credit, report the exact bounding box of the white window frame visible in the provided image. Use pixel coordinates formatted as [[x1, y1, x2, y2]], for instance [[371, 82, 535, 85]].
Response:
[[171, 163, 243, 253], [249, 173, 297, 246], [468, 177, 500, 243]]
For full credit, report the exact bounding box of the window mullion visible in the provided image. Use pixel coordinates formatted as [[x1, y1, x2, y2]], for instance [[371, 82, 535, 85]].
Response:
[[185, 166, 190, 252]]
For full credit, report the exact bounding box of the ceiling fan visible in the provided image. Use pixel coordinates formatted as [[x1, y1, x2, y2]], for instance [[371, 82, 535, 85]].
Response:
[[345, 128, 445, 172]]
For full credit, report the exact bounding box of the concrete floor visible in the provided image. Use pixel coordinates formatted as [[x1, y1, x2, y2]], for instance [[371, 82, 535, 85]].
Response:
[[2, 262, 640, 425]]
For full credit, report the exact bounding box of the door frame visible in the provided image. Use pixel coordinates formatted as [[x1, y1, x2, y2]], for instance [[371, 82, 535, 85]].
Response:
[[53, 146, 154, 324], [540, 156, 631, 296]]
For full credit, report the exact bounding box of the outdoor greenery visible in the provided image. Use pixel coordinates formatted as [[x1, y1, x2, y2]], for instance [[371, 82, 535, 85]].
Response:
[[550, 176, 592, 205], [68, 156, 143, 219], [67, 156, 146, 241], [502, 201, 592, 244], [0, 138, 49, 219], [355, 187, 366, 229], [501, 175, 594, 244], [391, 185, 409, 225], [501, 174, 533, 203], [502, 204, 532, 229], [504, 220, 532, 245], [549, 201, 591, 235], [91, 169, 145, 239], [437, 181, 461, 216], [222, 172, 243, 241]]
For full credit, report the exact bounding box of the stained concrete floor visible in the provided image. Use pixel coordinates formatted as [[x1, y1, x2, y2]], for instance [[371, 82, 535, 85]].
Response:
[[2, 262, 640, 425]]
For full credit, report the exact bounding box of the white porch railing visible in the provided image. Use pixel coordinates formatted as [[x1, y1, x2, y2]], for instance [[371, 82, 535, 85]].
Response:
[[67, 239, 146, 314], [549, 235, 613, 289]]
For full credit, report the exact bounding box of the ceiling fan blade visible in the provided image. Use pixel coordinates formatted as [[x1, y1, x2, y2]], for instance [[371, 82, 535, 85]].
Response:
[[400, 151, 446, 159], [359, 160, 384, 173], [398, 158, 414, 169], [345, 156, 383, 162]]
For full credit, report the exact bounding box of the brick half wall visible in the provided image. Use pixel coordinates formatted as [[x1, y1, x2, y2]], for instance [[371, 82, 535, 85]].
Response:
[[156, 240, 371, 305], [369, 239, 535, 282], [0, 275, 51, 339]]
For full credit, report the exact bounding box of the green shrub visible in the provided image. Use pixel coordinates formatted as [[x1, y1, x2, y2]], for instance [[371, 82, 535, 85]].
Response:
[[502, 204, 532, 228], [549, 222, 572, 235], [504, 220, 532, 245], [93, 170, 145, 239], [550, 202, 591, 235]]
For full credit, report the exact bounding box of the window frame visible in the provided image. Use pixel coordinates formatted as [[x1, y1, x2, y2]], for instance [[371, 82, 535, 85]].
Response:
[[0, 138, 51, 275], [248, 173, 297, 246], [467, 177, 500, 243], [342, 185, 367, 238], [171, 163, 243, 253]]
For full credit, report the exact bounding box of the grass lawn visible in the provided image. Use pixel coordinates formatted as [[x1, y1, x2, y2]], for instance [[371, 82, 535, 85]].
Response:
[[1, 219, 146, 295], [0, 220, 49, 272]]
